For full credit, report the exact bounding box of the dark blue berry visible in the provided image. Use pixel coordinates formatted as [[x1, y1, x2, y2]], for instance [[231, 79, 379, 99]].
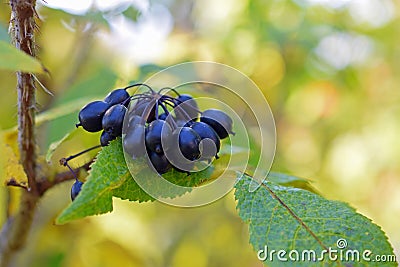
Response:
[[104, 89, 130, 106], [123, 114, 145, 135], [123, 123, 146, 158], [158, 112, 168, 120], [200, 109, 234, 139], [148, 151, 171, 174], [145, 120, 172, 154], [71, 180, 83, 201], [77, 101, 110, 132], [191, 121, 220, 159], [177, 127, 201, 160], [131, 99, 156, 123], [175, 94, 199, 121], [100, 130, 117, 146], [102, 104, 127, 136]]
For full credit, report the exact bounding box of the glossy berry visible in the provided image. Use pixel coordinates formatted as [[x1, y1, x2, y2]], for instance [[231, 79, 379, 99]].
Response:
[[158, 112, 168, 120], [191, 121, 220, 158], [100, 130, 116, 146], [148, 151, 171, 174], [123, 123, 146, 158], [131, 99, 155, 122], [175, 94, 199, 121], [124, 114, 145, 135], [77, 101, 109, 132], [175, 119, 189, 128], [71, 180, 83, 201], [104, 89, 130, 106], [200, 109, 234, 139], [102, 104, 127, 136], [177, 127, 201, 160], [145, 120, 172, 154]]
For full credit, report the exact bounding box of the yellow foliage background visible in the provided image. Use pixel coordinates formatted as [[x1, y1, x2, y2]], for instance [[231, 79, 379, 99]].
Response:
[[1, 1, 399, 266]]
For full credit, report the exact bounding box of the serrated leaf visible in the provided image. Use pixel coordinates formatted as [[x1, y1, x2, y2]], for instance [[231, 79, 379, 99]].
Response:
[[267, 172, 319, 194], [56, 139, 130, 224], [235, 174, 396, 266], [0, 40, 45, 73], [56, 139, 215, 224]]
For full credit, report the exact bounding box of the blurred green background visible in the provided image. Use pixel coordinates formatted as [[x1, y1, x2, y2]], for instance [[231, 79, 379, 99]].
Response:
[[1, 0, 400, 266]]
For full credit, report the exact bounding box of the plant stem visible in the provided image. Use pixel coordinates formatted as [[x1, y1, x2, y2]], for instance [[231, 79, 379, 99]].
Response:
[[0, 1, 39, 266]]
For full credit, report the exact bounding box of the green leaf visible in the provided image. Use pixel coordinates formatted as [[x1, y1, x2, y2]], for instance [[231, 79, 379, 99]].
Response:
[[46, 128, 80, 162], [136, 64, 165, 81], [267, 172, 319, 194], [56, 139, 215, 224], [0, 40, 45, 73], [0, 24, 10, 42], [56, 139, 131, 224], [235, 174, 396, 266], [122, 6, 141, 22]]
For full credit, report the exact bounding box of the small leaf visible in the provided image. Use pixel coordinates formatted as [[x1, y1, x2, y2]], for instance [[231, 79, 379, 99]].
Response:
[[267, 172, 319, 194], [235, 174, 396, 266], [122, 6, 141, 22], [0, 132, 27, 185], [0, 40, 45, 73], [5, 144, 28, 185], [56, 139, 130, 224], [56, 139, 214, 224], [46, 128, 80, 162]]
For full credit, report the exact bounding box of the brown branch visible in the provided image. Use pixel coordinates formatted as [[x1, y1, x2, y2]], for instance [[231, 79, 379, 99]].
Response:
[[13, 0, 38, 193], [0, 1, 39, 266]]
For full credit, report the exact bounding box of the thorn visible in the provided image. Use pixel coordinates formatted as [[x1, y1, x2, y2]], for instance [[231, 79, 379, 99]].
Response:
[[6, 177, 28, 190], [33, 74, 53, 96]]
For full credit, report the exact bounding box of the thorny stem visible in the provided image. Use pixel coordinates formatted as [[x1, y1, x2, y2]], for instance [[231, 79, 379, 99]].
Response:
[[0, 1, 39, 266], [0, 2, 100, 266], [12, 0, 38, 193]]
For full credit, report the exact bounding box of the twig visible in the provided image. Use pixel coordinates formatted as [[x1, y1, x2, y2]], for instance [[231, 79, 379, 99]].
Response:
[[36, 161, 93, 196]]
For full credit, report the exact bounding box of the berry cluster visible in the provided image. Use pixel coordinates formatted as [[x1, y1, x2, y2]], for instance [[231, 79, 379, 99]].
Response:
[[122, 87, 234, 174], [65, 84, 234, 200]]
